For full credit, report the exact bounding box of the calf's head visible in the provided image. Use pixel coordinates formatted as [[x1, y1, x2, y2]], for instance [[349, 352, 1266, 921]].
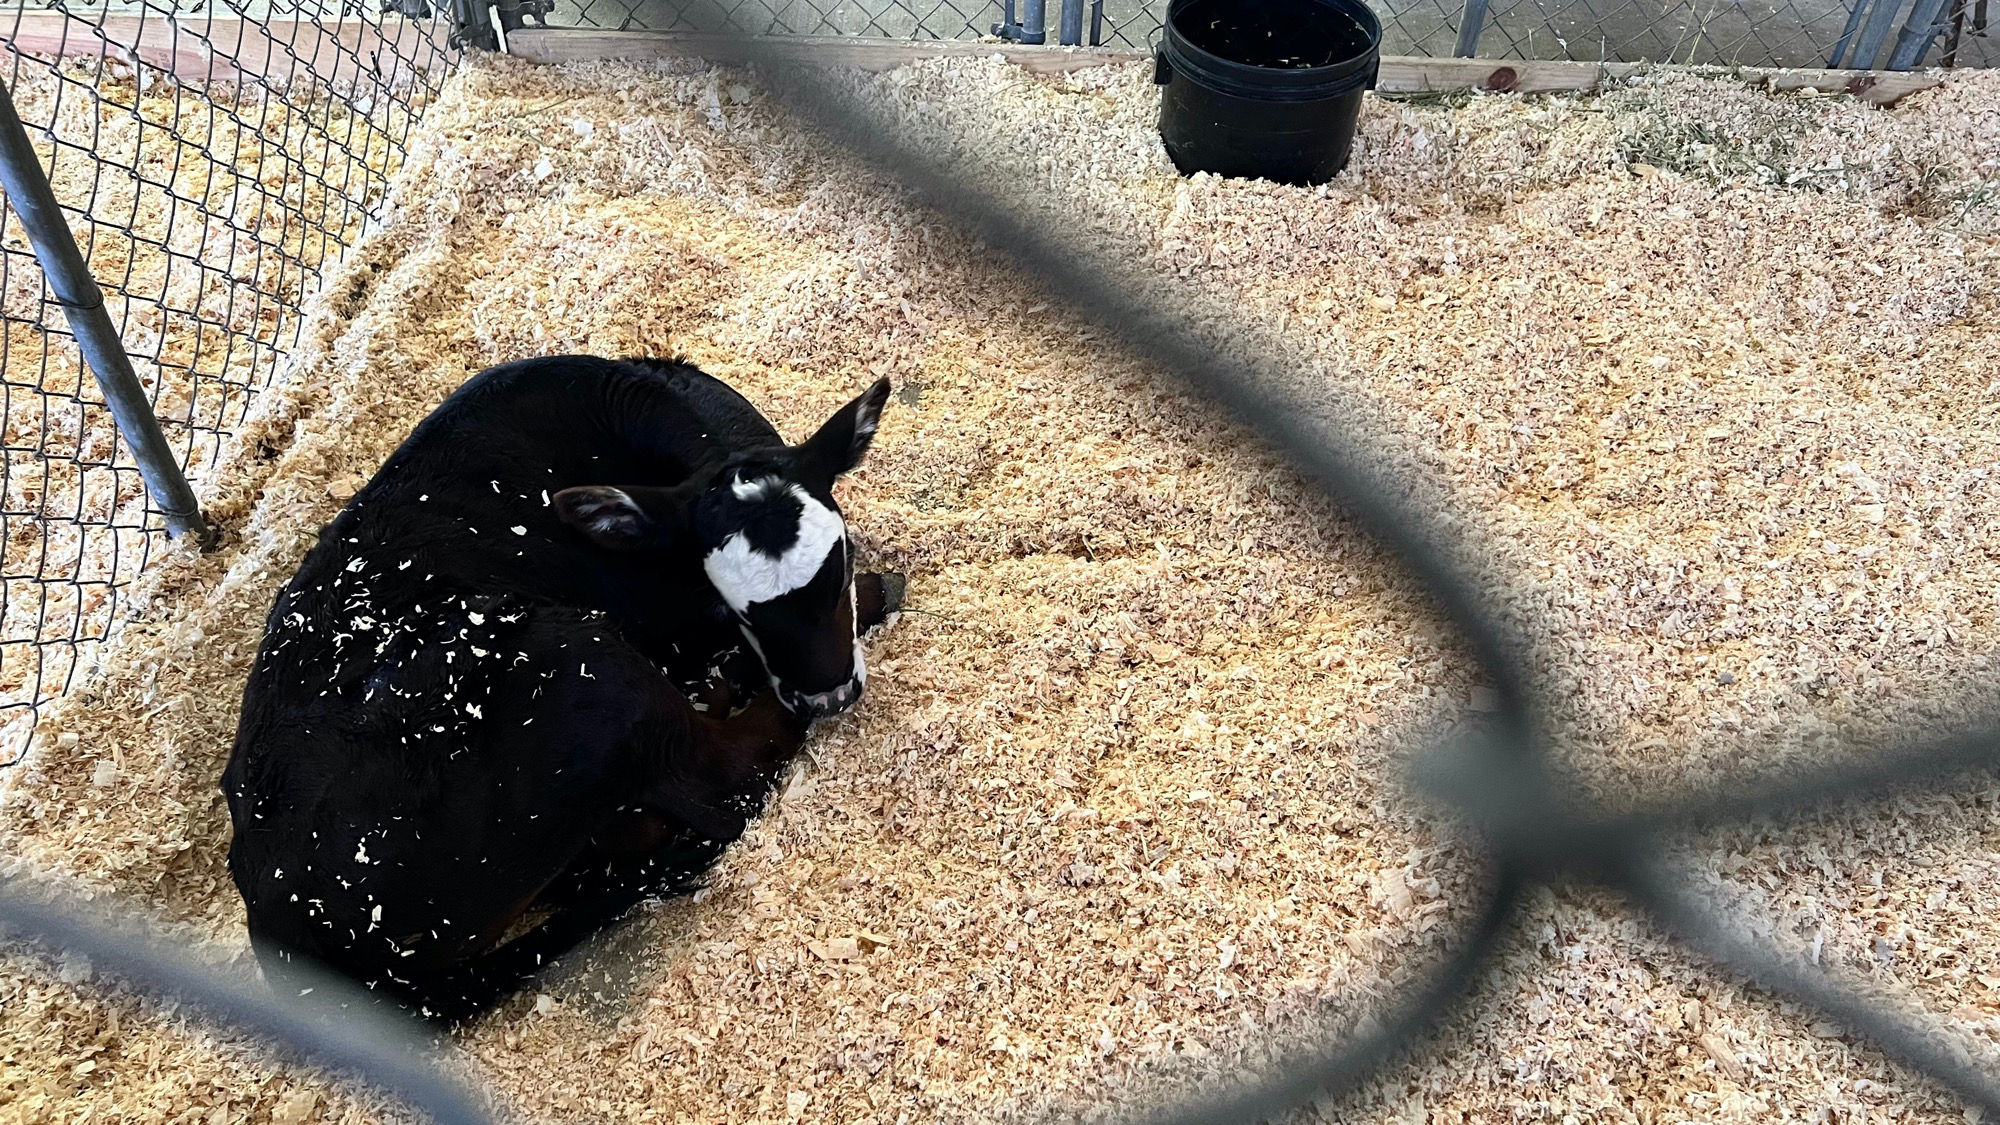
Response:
[[554, 378, 890, 720]]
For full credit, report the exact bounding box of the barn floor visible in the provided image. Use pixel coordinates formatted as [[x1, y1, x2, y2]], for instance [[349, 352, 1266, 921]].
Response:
[[4, 51, 2000, 1125]]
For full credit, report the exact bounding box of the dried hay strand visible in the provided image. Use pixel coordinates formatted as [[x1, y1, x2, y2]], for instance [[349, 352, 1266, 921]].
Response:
[[4, 50, 2000, 1124]]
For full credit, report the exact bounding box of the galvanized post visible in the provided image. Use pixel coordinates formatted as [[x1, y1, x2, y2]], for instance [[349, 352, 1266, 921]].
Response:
[[1888, 0, 1951, 67], [0, 81, 216, 548], [1939, 0, 1967, 66], [1454, 0, 1491, 55], [993, 0, 1048, 43], [1059, 0, 1084, 44], [449, 0, 500, 51], [1849, 0, 1906, 68], [1828, 0, 1872, 65]]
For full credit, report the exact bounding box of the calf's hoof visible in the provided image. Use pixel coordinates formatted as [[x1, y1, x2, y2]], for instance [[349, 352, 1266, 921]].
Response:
[[878, 572, 907, 616], [856, 571, 906, 634], [687, 673, 734, 715]]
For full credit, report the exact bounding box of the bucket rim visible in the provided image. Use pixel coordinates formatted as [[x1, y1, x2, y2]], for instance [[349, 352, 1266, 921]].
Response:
[[1160, 0, 1382, 99]]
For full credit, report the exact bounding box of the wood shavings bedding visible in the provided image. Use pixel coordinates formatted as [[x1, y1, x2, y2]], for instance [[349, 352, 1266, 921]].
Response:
[[3, 51, 1999, 1124]]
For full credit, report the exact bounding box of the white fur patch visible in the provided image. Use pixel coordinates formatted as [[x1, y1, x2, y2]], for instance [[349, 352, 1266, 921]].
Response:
[[731, 474, 783, 502], [704, 486, 845, 611], [736, 623, 783, 696]]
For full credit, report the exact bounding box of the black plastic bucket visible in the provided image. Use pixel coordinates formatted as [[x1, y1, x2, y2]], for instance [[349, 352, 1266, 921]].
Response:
[[1154, 0, 1382, 186]]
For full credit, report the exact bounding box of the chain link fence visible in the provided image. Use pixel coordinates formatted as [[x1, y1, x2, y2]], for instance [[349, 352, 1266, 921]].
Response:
[[524, 0, 1992, 68], [0, 0, 456, 767]]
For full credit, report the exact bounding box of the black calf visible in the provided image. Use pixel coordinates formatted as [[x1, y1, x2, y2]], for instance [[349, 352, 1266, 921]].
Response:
[[221, 356, 897, 1025]]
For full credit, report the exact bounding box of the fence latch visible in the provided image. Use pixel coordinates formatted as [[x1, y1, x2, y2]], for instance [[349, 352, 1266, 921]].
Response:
[[991, 0, 1048, 44]]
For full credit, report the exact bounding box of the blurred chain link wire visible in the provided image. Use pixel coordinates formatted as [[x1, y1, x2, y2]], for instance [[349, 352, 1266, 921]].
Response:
[[0, 0, 1982, 774], [0, 0, 1995, 1122]]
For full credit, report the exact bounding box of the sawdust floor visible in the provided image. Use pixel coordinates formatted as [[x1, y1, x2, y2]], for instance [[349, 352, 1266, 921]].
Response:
[[4, 51, 2000, 1125]]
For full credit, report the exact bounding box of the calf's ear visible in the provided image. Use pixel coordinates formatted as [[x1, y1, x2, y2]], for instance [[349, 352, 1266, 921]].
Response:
[[554, 485, 690, 550], [797, 377, 890, 485]]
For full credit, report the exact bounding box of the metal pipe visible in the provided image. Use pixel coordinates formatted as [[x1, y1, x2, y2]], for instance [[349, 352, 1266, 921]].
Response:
[[1022, 0, 1047, 44], [1454, 0, 1491, 56], [449, 0, 500, 51], [1940, 0, 1966, 67], [0, 81, 215, 548], [1059, 0, 1083, 45], [1828, 0, 1871, 66], [1849, 0, 1906, 69], [993, 0, 1048, 43], [1888, 0, 1950, 67], [1089, 0, 1104, 45]]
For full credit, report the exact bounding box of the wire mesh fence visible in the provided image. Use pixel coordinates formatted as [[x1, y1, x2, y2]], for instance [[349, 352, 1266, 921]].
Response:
[[0, 1, 457, 767], [524, 0, 1994, 68]]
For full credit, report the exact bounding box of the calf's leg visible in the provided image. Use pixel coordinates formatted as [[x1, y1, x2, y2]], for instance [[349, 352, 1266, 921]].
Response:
[[539, 680, 808, 911], [653, 686, 810, 839]]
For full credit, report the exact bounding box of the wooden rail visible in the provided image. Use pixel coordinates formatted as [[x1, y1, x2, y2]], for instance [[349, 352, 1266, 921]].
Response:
[[502, 29, 1947, 106], [0, 15, 1946, 107], [0, 13, 452, 93]]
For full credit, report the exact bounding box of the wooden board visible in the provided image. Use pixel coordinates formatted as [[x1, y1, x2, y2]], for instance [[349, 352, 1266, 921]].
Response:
[[0, 14, 1942, 109], [501, 30, 1947, 106], [0, 13, 453, 93], [505, 30, 1144, 74]]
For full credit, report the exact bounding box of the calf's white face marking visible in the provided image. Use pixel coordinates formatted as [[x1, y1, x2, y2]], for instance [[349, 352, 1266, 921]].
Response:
[[702, 477, 847, 614]]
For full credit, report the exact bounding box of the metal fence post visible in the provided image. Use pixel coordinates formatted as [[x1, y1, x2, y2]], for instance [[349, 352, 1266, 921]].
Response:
[[1455, 0, 1492, 55], [993, 0, 1049, 43], [1848, 0, 1909, 67], [0, 80, 216, 549], [1888, 0, 1951, 66], [450, 0, 502, 51], [1059, 0, 1085, 44], [1828, 0, 1874, 65]]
